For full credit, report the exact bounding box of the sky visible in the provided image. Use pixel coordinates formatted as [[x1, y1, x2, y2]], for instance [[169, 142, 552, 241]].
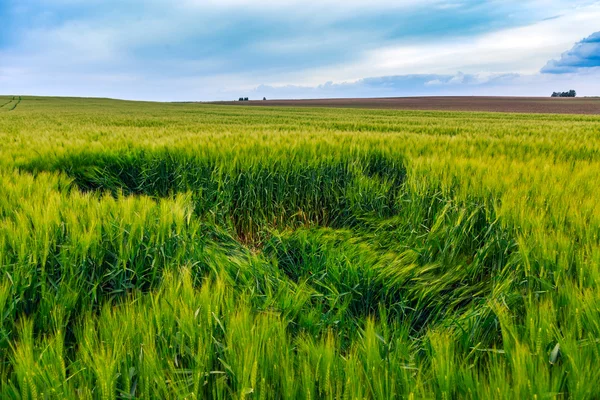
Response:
[[1, 0, 599, 101]]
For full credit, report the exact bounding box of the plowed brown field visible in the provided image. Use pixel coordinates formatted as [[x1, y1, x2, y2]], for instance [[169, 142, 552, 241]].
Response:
[[215, 96, 600, 114]]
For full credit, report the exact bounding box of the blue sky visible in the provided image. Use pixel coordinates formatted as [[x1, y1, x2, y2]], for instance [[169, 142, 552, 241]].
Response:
[[1, 0, 599, 100]]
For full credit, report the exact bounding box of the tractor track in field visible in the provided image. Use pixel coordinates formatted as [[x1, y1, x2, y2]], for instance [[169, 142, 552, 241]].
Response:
[[0, 96, 21, 111], [0, 96, 15, 109], [8, 96, 21, 111]]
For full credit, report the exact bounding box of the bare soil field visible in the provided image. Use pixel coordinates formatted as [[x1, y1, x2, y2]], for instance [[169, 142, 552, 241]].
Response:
[[215, 96, 600, 114]]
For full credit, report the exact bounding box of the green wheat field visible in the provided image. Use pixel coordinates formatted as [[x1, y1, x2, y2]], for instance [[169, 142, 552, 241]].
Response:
[[1, 95, 599, 399]]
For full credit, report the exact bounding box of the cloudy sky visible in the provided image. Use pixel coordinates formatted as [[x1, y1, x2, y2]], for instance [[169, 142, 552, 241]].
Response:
[[1, 0, 599, 100]]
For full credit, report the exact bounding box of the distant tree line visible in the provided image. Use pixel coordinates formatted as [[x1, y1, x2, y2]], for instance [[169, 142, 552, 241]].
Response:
[[551, 90, 576, 98], [238, 97, 249, 101]]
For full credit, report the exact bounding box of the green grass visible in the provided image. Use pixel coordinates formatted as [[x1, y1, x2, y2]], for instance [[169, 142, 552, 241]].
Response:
[[1, 96, 600, 398]]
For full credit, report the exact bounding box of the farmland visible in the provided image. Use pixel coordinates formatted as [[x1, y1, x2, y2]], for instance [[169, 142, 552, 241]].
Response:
[[216, 96, 600, 115], [1, 95, 600, 398]]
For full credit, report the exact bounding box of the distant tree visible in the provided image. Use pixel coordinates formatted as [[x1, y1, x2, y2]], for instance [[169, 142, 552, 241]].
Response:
[[244, 97, 249, 101], [551, 90, 577, 98], [239, 97, 244, 101], [263, 97, 267, 101]]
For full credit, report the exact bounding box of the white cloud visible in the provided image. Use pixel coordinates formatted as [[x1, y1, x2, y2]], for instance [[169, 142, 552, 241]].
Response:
[[252, 70, 600, 100], [292, 2, 600, 86]]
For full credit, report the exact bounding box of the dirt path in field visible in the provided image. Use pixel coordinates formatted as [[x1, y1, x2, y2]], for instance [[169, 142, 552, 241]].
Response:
[[214, 96, 600, 115]]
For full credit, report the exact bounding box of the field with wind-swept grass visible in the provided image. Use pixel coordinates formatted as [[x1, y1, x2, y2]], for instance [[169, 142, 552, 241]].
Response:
[[1, 96, 600, 398]]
